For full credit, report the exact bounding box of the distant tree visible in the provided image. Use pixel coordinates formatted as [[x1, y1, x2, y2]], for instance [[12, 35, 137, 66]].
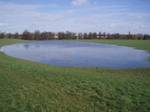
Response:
[[71, 32, 77, 40], [14, 32, 19, 39], [7, 33, 12, 39], [1, 30, 149, 40], [34, 30, 41, 40], [88, 32, 92, 39], [119, 34, 127, 40], [103, 32, 106, 39], [41, 32, 55, 40], [65, 31, 71, 39], [83, 33, 88, 39], [48, 32, 55, 40], [78, 33, 83, 39], [0, 32, 5, 39], [113, 33, 120, 39], [40, 32, 46, 40], [22, 30, 32, 40], [135, 34, 144, 40], [92, 32, 97, 39], [107, 33, 111, 39], [143, 34, 150, 40], [98, 32, 102, 39], [58, 32, 65, 40], [127, 32, 132, 39]]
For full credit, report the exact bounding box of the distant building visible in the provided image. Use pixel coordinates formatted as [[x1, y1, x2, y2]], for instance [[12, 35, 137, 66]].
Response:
[[54, 34, 58, 39]]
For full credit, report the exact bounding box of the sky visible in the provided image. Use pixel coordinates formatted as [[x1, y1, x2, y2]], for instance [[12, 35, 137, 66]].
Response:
[[0, 0, 150, 34]]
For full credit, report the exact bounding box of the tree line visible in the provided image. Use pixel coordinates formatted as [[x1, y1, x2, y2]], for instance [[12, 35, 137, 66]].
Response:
[[0, 30, 150, 40]]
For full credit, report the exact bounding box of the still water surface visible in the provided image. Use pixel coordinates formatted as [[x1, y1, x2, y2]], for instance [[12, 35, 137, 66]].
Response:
[[1, 41, 150, 69]]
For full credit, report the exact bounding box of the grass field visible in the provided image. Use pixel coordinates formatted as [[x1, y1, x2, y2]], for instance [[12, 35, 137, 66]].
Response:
[[0, 39, 150, 112], [82, 40, 150, 52]]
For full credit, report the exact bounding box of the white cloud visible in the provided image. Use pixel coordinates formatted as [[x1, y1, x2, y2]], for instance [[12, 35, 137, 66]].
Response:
[[0, 2, 150, 34], [72, 0, 88, 6], [0, 23, 7, 26], [0, 2, 75, 32]]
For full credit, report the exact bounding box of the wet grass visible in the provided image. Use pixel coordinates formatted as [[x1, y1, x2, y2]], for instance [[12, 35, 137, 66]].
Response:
[[0, 39, 150, 112]]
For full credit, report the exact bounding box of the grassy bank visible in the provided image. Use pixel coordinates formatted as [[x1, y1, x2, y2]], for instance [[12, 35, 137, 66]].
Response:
[[0, 39, 150, 112], [82, 40, 150, 52]]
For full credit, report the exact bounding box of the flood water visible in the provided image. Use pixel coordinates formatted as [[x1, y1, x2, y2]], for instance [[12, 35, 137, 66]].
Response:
[[1, 41, 150, 69]]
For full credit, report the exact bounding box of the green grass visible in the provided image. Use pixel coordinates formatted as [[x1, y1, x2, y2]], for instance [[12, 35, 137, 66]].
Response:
[[82, 39, 150, 52], [0, 39, 150, 112], [0, 39, 27, 46], [82, 39, 150, 61]]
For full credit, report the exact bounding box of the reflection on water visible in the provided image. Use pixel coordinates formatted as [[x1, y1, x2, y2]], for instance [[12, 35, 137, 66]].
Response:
[[1, 40, 150, 69]]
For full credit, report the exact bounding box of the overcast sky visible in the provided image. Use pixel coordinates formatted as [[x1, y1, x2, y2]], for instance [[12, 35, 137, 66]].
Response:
[[0, 0, 150, 34]]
